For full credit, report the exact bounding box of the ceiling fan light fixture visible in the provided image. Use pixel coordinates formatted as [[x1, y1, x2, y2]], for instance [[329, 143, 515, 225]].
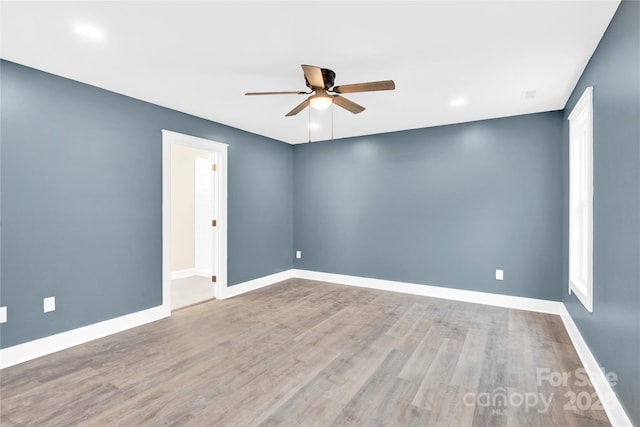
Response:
[[309, 93, 333, 111]]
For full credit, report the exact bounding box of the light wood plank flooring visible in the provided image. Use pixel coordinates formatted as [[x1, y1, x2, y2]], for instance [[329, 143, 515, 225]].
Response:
[[0, 279, 610, 426]]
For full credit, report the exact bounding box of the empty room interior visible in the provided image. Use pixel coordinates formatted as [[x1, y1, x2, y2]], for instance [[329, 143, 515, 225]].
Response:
[[1, 1, 639, 426]]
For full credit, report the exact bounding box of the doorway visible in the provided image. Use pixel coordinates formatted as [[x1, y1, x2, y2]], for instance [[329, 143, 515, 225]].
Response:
[[162, 130, 228, 312]]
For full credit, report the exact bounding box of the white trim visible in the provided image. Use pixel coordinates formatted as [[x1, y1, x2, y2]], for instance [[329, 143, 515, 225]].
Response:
[[568, 86, 594, 312], [162, 130, 228, 308], [0, 270, 293, 369], [0, 305, 169, 369], [170, 268, 211, 280], [0, 267, 631, 425], [293, 269, 564, 314], [568, 86, 594, 122], [170, 268, 196, 280], [559, 306, 633, 427], [219, 269, 295, 300]]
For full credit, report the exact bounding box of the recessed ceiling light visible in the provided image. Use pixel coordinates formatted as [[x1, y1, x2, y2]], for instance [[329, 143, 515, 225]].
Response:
[[450, 98, 468, 106], [75, 25, 103, 40]]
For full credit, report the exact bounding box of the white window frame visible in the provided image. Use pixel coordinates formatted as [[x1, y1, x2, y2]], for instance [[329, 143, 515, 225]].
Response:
[[568, 86, 594, 312]]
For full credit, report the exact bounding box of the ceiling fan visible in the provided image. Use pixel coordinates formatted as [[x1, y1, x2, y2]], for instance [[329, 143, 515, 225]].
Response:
[[246, 65, 395, 117]]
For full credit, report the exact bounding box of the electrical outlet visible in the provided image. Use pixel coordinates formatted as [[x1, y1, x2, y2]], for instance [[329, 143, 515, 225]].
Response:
[[0, 306, 7, 324], [296, 250, 302, 259], [496, 269, 504, 281], [44, 297, 56, 313]]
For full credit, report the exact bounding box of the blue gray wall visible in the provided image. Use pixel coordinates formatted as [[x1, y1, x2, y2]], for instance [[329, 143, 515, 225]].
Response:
[[0, 60, 294, 348], [294, 112, 563, 301], [2, 5, 637, 420], [562, 1, 640, 424]]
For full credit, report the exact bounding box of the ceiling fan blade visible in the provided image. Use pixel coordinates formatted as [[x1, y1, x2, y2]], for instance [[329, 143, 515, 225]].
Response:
[[332, 80, 396, 94], [245, 91, 308, 96], [332, 95, 365, 114], [301, 64, 325, 88], [285, 99, 310, 117]]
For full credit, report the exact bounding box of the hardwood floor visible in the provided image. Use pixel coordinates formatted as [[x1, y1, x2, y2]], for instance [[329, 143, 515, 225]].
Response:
[[0, 279, 610, 426]]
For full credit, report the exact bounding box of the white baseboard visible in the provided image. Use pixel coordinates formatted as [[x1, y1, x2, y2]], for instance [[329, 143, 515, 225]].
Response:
[[171, 268, 212, 280], [558, 307, 633, 427], [0, 267, 632, 425], [194, 269, 211, 278], [293, 269, 564, 314], [220, 269, 295, 299], [0, 305, 169, 369], [170, 268, 196, 280], [171, 268, 211, 280], [0, 270, 293, 370]]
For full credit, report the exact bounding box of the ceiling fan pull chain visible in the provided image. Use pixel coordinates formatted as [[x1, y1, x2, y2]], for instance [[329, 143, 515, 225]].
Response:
[[332, 102, 334, 141], [308, 105, 311, 143]]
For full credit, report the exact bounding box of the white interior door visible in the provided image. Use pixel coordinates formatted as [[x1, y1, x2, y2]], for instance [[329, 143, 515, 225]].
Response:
[[194, 157, 214, 276]]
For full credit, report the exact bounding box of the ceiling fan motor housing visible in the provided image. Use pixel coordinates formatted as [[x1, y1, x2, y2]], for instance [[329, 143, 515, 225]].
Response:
[[305, 68, 336, 90]]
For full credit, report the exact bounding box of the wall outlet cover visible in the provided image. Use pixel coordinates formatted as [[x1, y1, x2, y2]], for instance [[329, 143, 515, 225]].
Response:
[[44, 297, 56, 313], [0, 306, 6, 324], [296, 251, 302, 259], [496, 269, 504, 281]]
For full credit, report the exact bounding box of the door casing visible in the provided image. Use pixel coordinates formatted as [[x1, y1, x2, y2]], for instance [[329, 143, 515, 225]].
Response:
[[162, 130, 228, 312]]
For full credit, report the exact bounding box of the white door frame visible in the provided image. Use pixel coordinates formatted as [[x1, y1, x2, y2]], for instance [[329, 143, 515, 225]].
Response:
[[162, 130, 228, 312]]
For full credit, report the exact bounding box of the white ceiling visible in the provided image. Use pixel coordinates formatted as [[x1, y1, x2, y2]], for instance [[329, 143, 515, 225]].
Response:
[[1, 1, 620, 144]]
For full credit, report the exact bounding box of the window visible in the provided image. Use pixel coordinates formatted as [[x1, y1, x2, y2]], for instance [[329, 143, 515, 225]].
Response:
[[568, 87, 594, 312]]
